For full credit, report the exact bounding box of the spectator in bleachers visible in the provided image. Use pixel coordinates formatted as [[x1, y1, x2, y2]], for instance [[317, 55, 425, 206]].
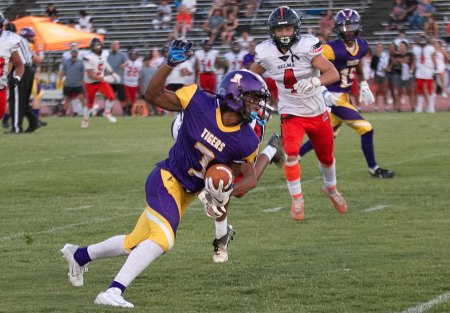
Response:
[[319, 9, 334, 41], [236, 29, 254, 49], [371, 43, 390, 112], [408, 0, 435, 30], [423, 15, 439, 37], [389, 0, 407, 30], [78, 10, 93, 33], [398, 41, 416, 111], [209, 0, 226, 16], [224, 0, 240, 18], [173, 5, 192, 40], [149, 47, 165, 67], [45, 3, 58, 22], [182, 0, 196, 17], [434, 39, 449, 97], [221, 11, 239, 45], [202, 8, 225, 44], [246, 0, 258, 17], [152, 0, 172, 30], [394, 30, 411, 48], [404, 0, 418, 19], [107, 41, 128, 115]]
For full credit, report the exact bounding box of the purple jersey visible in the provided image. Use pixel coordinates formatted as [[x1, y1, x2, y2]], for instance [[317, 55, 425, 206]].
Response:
[[157, 85, 259, 193], [324, 37, 369, 93]]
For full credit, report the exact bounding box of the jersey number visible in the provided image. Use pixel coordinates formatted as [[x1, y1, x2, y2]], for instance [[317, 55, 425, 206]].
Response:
[[96, 63, 104, 77], [283, 69, 298, 93], [339, 67, 357, 89], [188, 142, 215, 179], [0, 57, 5, 77]]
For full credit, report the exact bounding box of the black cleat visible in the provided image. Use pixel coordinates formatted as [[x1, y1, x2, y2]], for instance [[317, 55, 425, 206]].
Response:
[[1, 120, 10, 129], [24, 123, 40, 133], [370, 167, 395, 179], [38, 119, 48, 127], [267, 133, 286, 168]]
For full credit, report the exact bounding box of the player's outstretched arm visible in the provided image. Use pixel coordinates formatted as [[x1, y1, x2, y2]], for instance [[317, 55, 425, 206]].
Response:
[[145, 40, 193, 112]]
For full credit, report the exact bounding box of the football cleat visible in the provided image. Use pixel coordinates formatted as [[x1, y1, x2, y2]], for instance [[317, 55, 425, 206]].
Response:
[[370, 167, 395, 179], [291, 197, 304, 221], [94, 287, 134, 308], [103, 111, 117, 123], [322, 186, 347, 214], [212, 225, 235, 263], [81, 118, 89, 128], [267, 133, 286, 168], [60, 244, 88, 287]]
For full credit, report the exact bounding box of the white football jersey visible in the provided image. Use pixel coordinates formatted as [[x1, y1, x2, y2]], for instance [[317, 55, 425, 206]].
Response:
[[413, 44, 436, 79], [123, 59, 143, 87], [0, 31, 20, 89], [83, 50, 110, 83], [254, 36, 325, 117], [194, 49, 219, 73], [224, 51, 247, 73]]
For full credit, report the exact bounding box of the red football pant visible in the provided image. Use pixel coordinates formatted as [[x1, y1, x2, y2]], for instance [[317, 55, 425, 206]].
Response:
[[0, 88, 6, 119], [198, 73, 216, 92], [415, 78, 433, 95], [281, 112, 334, 166], [125, 86, 138, 103], [85, 81, 115, 109]]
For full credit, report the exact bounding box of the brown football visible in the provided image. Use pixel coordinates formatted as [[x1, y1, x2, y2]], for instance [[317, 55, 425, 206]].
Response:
[[205, 164, 234, 190]]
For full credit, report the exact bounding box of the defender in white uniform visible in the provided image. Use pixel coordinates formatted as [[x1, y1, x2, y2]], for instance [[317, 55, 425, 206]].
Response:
[[250, 6, 347, 221], [0, 13, 24, 120]]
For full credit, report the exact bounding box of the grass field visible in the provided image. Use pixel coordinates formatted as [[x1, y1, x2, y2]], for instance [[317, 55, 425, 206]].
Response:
[[1, 112, 449, 313]]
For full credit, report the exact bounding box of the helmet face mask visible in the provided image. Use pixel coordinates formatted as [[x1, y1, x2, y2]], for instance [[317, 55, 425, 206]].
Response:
[[267, 6, 301, 49], [216, 70, 271, 124], [335, 9, 361, 43]]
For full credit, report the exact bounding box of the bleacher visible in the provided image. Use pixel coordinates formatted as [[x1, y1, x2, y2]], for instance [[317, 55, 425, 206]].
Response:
[[3, 0, 449, 67]]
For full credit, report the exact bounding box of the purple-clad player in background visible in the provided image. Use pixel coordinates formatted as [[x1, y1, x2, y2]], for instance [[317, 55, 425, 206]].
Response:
[[60, 40, 271, 308], [299, 9, 395, 178]]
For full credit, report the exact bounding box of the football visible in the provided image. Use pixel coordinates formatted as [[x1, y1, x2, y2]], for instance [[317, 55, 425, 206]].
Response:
[[205, 163, 234, 190]]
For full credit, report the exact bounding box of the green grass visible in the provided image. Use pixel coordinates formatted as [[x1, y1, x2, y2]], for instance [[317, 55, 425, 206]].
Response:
[[1, 113, 449, 313]]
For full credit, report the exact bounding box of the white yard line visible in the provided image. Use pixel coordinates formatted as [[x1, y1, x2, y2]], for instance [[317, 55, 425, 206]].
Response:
[[263, 207, 284, 213], [64, 205, 93, 211], [400, 292, 450, 313], [363, 205, 387, 212], [0, 211, 139, 242]]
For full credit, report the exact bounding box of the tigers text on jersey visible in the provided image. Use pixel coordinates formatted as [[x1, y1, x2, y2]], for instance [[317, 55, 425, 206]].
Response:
[[157, 84, 259, 193], [0, 31, 20, 89], [83, 50, 110, 83], [323, 37, 369, 93], [254, 36, 326, 117], [123, 59, 143, 87], [194, 49, 219, 73], [413, 44, 436, 79], [224, 51, 247, 73]]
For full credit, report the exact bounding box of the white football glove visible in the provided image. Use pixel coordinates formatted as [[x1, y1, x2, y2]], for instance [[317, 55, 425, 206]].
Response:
[[358, 81, 375, 106], [293, 77, 321, 94], [112, 72, 121, 82], [104, 73, 121, 84], [204, 177, 233, 207], [321, 87, 338, 107], [198, 190, 227, 219]]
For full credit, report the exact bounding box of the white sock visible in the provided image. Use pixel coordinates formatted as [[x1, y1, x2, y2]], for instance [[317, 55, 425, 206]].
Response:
[[87, 235, 127, 260], [105, 100, 114, 112], [215, 217, 228, 239], [319, 160, 337, 188], [427, 94, 435, 113], [415, 96, 424, 113], [114, 239, 164, 288], [83, 107, 90, 119], [261, 145, 276, 161], [286, 179, 302, 196]]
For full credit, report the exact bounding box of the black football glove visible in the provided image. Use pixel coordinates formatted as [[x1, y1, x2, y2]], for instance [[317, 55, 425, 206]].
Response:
[[8, 76, 20, 88], [165, 40, 193, 68]]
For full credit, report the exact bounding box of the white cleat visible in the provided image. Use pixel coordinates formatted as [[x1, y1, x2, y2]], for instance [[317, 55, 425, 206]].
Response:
[[60, 244, 88, 287], [81, 118, 89, 128], [94, 288, 134, 308], [212, 225, 235, 263], [103, 111, 117, 123]]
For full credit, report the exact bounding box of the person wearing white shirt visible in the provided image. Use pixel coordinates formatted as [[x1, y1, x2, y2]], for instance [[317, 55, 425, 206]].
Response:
[[412, 35, 436, 112]]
